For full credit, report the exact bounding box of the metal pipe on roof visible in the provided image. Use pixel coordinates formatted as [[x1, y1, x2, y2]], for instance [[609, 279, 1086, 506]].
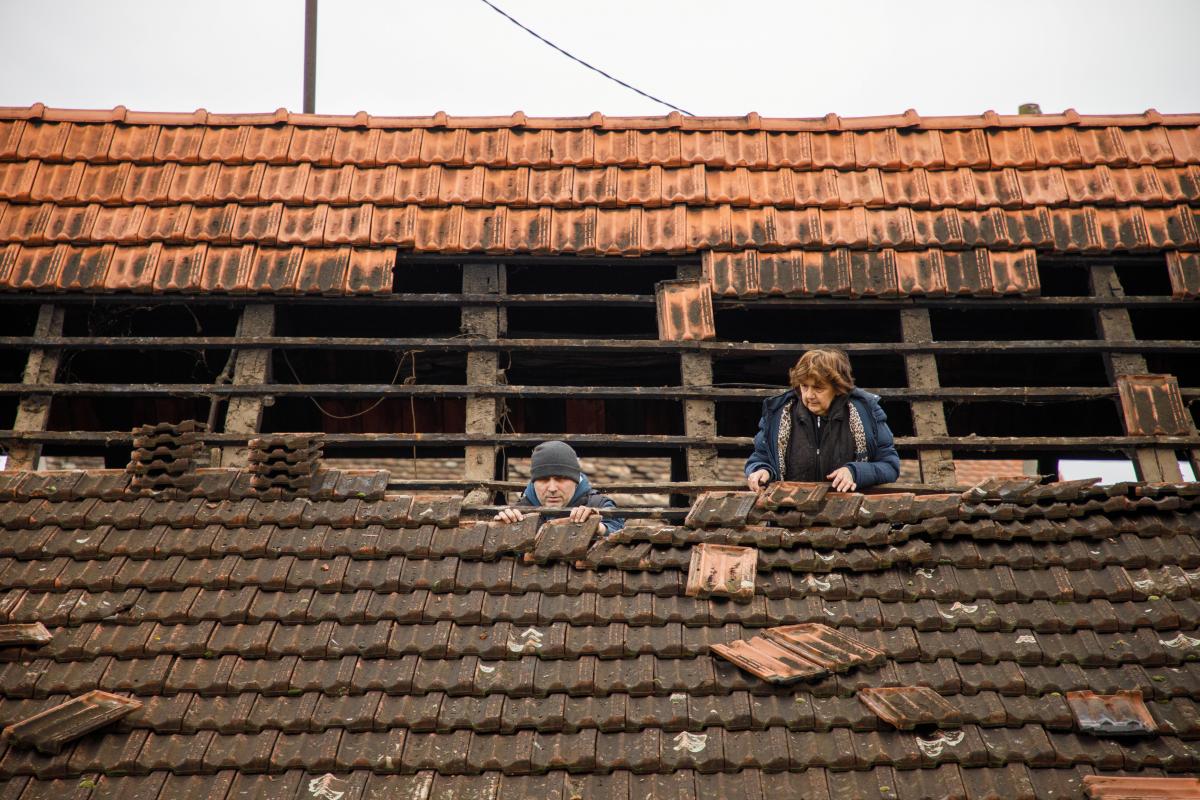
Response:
[[303, 0, 318, 114]]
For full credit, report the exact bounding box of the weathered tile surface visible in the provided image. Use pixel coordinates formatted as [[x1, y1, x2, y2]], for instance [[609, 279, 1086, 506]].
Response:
[[0, 473, 1199, 792], [2, 109, 1199, 293]]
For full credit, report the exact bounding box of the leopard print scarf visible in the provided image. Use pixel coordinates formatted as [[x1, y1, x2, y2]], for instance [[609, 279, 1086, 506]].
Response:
[[776, 395, 867, 476]]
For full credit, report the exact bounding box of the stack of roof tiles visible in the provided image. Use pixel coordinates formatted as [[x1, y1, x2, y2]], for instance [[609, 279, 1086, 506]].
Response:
[[0, 106, 1198, 296], [126, 420, 205, 498], [246, 434, 324, 499], [2, 470, 1200, 797]]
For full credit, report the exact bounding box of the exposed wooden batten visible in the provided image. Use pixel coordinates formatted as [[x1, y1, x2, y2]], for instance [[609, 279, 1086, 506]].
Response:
[[3, 304, 64, 471]]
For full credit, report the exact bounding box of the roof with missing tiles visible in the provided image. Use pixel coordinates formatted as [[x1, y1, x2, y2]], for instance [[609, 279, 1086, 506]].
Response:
[[2, 473, 1200, 796], [0, 105, 1198, 297]]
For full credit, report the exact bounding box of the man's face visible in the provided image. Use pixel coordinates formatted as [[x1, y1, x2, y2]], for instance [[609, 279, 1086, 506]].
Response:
[[533, 474, 578, 507]]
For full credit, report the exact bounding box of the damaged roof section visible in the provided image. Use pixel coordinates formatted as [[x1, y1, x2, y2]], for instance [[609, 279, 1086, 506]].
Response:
[[1116, 374, 1196, 437], [857, 686, 963, 730], [0, 476, 1198, 794], [2, 690, 141, 754], [1066, 690, 1158, 736], [684, 543, 757, 602], [654, 279, 715, 342]]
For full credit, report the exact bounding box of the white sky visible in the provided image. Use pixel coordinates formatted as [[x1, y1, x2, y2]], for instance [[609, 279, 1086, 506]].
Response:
[[1, 0, 1198, 118]]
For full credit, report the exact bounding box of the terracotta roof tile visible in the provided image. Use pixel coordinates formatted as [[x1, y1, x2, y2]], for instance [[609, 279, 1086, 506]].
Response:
[[153, 126, 204, 164], [375, 127, 423, 165], [393, 165, 440, 205], [197, 126, 249, 163], [107, 124, 160, 163], [303, 164, 354, 204], [212, 163, 264, 203], [258, 163, 309, 203], [940, 129, 991, 168], [348, 165, 397, 204], [16, 121, 71, 161], [0, 161, 40, 202], [1116, 374, 1195, 436], [1076, 126, 1130, 165], [1084, 775, 1200, 799], [241, 125, 292, 164], [28, 162, 84, 203]]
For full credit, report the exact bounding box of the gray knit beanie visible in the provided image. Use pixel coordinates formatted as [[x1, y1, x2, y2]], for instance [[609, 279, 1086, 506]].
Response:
[[530, 440, 582, 480]]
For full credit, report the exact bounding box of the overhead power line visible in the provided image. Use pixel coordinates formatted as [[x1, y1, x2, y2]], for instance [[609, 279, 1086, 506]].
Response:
[[476, 0, 694, 116]]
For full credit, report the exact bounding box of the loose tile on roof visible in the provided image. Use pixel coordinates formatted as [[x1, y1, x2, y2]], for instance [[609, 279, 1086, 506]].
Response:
[[1116, 374, 1196, 437], [1066, 690, 1159, 736], [708, 635, 830, 684], [0, 622, 52, 647], [683, 491, 757, 528], [654, 278, 715, 342], [2, 442, 1200, 791], [1084, 775, 1200, 799], [2, 690, 141, 754], [684, 543, 758, 602], [765, 623, 889, 672], [529, 516, 601, 563], [857, 686, 963, 730], [753, 481, 830, 512]]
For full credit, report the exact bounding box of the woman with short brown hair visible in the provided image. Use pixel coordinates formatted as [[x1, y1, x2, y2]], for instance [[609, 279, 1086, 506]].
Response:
[[745, 348, 900, 492]]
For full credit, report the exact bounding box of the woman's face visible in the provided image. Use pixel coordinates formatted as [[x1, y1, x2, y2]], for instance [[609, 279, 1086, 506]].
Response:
[[797, 379, 836, 417]]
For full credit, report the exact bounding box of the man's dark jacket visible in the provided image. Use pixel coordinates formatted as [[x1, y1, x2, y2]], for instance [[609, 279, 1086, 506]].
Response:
[[744, 388, 901, 489], [516, 473, 624, 534]]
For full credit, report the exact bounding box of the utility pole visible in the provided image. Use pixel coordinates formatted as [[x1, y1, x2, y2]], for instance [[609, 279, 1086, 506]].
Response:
[[303, 0, 317, 113]]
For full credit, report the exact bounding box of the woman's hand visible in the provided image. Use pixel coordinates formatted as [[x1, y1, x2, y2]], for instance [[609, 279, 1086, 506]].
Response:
[[493, 508, 528, 524], [569, 506, 601, 524], [826, 467, 857, 492], [746, 469, 771, 492]]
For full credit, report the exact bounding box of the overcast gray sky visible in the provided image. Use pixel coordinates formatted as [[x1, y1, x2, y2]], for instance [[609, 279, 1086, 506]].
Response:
[[2, 0, 1198, 118]]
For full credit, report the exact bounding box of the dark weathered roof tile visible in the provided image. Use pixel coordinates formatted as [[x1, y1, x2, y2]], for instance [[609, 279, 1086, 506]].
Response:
[[1, 690, 142, 755]]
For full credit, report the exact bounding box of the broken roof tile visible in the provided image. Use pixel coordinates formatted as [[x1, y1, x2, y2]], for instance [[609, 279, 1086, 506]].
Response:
[[962, 476, 1043, 503], [1, 690, 142, 754], [684, 491, 757, 529], [856, 686, 963, 730], [754, 481, 830, 512], [0, 622, 52, 647], [685, 543, 757, 602], [765, 624, 888, 672], [1065, 689, 1158, 736], [529, 516, 600, 564], [710, 635, 829, 684]]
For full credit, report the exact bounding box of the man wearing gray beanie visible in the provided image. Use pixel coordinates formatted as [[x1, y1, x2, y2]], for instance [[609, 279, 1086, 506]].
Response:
[[494, 440, 624, 534]]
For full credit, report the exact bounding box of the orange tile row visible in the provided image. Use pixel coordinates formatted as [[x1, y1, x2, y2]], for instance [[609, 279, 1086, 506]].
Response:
[[2, 118, 1197, 170], [703, 248, 1040, 298], [0, 202, 1195, 254], [6, 103, 1198, 130], [3, 160, 1196, 210], [0, 243, 394, 295]]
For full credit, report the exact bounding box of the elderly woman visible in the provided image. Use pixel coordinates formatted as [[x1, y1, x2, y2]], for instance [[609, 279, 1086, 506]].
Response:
[[745, 349, 900, 493]]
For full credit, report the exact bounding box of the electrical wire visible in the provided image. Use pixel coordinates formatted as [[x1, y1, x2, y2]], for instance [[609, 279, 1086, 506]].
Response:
[[476, 0, 694, 116], [280, 349, 414, 420]]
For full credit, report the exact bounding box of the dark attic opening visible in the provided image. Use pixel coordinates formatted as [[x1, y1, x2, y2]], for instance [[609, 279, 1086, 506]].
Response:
[[0, 248, 1197, 486]]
